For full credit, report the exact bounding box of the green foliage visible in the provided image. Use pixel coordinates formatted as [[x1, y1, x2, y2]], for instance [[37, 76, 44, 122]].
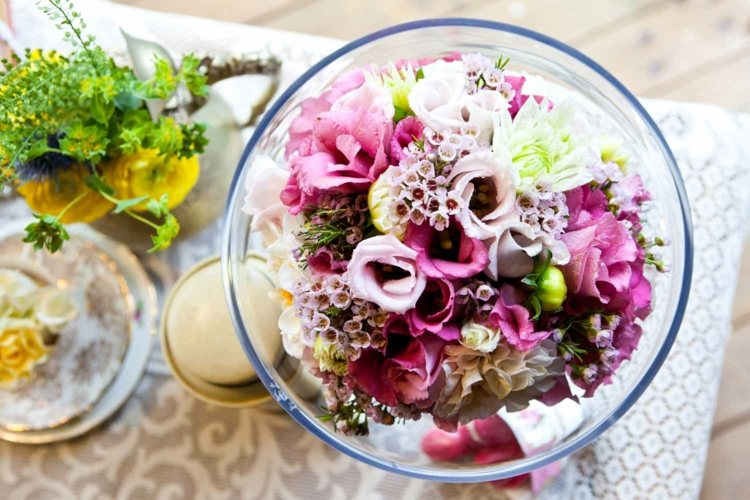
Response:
[[23, 214, 70, 253], [2, 0, 210, 253]]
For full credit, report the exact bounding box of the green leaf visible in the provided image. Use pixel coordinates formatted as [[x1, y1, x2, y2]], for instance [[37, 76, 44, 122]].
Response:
[[84, 174, 115, 196], [415, 68, 424, 80], [521, 274, 538, 288], [22, 214, 70, 253], [89, 91, 113, 124], [528, 295, 542, 321], [113, 195, 150, 214], [148, 213, 180, 253], [146, 194, 169, 218], [113, 89, 141, 111]]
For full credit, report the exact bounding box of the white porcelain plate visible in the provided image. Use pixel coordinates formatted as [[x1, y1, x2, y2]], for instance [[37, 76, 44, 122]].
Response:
[[0, 222, 156, 444]]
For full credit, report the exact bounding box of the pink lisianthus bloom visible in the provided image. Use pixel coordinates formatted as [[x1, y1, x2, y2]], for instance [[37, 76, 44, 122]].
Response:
[[389, 116, 424, 164], [407, 278, 460, 340], [405, 221, 488, 280], [348, 234, 427, 314], [280, 83, 395, 214], [285, 68, 365, 158], [489, 285, 551, 351], [560, 186, 650, 318], [349, 330, 447, 407], [504, 74, 550, 117]]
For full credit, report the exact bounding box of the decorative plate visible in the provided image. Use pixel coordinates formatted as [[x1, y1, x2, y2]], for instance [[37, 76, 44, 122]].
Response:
[[0, 231, 131, 431]]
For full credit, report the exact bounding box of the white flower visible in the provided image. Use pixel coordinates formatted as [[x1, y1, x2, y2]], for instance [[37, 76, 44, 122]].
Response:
[[408, 60, 508, 142], [242, 155, 290, 245], [0, 269, 39, 315], [492, 98, 596, 192], [484, 216, 570, 280], [447, 151, 516, 239], [459, 322, 500, 353], [368, 167, 408, 240], [278, 306, 304, 359]]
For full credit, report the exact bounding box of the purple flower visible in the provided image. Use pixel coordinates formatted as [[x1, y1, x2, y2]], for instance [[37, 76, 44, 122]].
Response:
[[488, 285, 551, 351], [405, 221, 488, 280]]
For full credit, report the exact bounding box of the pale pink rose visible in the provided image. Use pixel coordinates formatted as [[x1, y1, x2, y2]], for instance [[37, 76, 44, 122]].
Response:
[[447, 151, 516, 240], [347, 234, 427, 313]]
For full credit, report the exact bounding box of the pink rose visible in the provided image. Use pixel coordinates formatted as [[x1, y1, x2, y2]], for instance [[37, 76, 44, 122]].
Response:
[[349, 330, 447, 406], [348, 234, 427, 314], [281, 83, 394, 214], [405, 222, 488, 280], [285, 69, 365, 158], [489, 285, 551, 351]]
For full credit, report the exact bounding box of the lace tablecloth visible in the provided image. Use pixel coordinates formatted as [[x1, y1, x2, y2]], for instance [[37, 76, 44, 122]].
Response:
[[2, 2, 750, 498]]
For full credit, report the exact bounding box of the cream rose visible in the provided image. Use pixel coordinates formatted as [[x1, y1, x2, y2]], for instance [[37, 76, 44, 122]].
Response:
[[459, 322, 501, 353]]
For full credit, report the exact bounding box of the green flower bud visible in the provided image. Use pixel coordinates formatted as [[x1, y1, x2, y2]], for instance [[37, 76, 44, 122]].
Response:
[[536, 266, 567, 312]]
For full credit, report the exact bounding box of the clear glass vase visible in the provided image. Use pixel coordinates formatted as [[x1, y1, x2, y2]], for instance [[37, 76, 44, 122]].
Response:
[[221, 19, 693, 482]]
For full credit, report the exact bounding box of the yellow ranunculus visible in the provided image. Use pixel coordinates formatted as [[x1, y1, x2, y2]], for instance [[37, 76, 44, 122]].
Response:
[[0, 318, 49, 387], [16, 163, 114, 223], [102, 149, 199, 212]]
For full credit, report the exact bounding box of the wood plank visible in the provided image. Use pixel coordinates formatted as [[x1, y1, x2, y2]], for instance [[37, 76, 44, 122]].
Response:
[[655, 51, 750, 113], [577, 0, 750, 95], [702, 419, 750, 499], [462, 0, 661, 43], [258, 0, 492, 39], [124, 0, 304, 24], [712, 321, 750, 428]]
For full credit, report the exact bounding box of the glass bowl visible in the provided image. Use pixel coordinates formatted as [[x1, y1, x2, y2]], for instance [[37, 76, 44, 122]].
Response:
[[222, 18, 693, 482]]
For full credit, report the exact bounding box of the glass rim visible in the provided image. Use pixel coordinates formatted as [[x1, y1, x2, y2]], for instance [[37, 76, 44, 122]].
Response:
[[221, 17, 694, 482]]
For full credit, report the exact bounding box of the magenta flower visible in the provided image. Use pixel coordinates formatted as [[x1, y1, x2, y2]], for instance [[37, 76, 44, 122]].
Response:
[[285, 68, 365, 158], [281, 83, 394, 214], [564, 185, 609, 231], [505, 74, 550, 117], [560, 208, 646, 316], [408, 278, 459, 339], [306, 247, 348, 276], [347, 234, 427, 314], [349, 331, 447, 406], [489, 285, 551, 351], [390, 116, 424, 164], [405, 221, 488, 280]]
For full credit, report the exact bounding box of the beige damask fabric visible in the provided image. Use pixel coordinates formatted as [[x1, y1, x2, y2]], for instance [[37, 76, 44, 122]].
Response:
[[2, 2, 749, 498]]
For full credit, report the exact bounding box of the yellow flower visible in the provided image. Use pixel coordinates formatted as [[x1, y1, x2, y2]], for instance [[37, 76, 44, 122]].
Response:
[[368, 167, 407, 240], [17, 163, 114, 223], [102, 149, 199, 212], [0, 318, 49, 387]]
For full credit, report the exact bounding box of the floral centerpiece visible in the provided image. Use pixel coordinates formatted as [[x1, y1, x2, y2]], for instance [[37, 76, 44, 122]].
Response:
[[0, 0, 208, 253], [243, 52, 668, 434]]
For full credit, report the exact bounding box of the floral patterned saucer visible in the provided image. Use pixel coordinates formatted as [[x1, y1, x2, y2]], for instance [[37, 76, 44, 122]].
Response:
[[0, 230, 132, 432]]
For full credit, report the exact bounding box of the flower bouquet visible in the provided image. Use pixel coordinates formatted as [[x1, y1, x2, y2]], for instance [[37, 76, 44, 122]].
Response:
[[243, 50, 668, 435], [0, 0, 208, 253]]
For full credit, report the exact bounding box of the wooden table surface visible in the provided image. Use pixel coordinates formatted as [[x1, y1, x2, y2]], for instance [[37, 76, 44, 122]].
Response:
[[10, 0, 750, 497]]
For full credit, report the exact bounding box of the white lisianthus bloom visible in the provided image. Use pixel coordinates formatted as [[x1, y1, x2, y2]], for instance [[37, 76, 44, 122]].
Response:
[[242, 155, 290, 245], [492, 98, 596, 192], [459, 322, 501, 353], [408, 59, 508, 142]]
